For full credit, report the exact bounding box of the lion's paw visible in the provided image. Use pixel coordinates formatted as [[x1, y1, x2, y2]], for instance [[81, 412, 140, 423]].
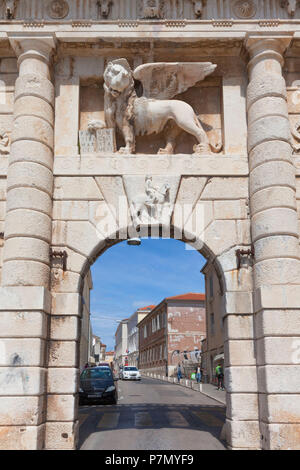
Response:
[[118, 147, 134, 155], [193, 143, 211, 155], [158, 147, 173, 155]]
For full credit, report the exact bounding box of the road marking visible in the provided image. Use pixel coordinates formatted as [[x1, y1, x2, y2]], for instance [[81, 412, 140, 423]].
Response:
[[97, 412, 120, 429], [134, 411, 153, 427], [78, 413, 89, 426], [166, 411, 189, 427], [192, 411, 224, 427]]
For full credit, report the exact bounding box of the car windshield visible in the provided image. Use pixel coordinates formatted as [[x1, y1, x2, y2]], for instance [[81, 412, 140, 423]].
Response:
[[82, 369, 112, 379], [124, 367, 138, 371]]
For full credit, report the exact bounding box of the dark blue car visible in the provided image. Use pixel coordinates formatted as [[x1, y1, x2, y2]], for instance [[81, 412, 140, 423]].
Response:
[[79, 367, 118, 405]]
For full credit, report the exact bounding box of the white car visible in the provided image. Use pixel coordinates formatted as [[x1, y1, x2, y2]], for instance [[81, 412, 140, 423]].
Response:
[[121, 366, 141, 380]]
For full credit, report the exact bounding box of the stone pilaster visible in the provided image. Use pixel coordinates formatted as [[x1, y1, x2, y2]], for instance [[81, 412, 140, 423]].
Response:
[[0, 35, 56, 450], [246, 36, 300, 450]]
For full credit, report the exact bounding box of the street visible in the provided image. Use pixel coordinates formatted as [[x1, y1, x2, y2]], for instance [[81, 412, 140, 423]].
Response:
[[79, 377, 226, 450]]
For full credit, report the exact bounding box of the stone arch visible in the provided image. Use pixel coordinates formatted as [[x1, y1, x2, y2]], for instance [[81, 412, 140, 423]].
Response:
[[48, 215, 257, 450]]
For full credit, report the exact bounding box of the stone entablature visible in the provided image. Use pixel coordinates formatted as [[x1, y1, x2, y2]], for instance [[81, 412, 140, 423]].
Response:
[[0, 0, 300, 22]]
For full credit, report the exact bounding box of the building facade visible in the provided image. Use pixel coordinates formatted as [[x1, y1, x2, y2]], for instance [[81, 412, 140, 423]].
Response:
[[127, 305, 155, 367], [114, 319, 128, 371], [0, 0, 300, 450], [104, 351, 115, 368], [91, 335, 101, 364], [201, 261, 225, 384], [79, 270, 93, 368], [139, 293, 206, 376], [100, 343, 106, 362]]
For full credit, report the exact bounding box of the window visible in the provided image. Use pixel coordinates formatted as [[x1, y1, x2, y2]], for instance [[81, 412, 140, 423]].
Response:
[[144, 325, 147, 338], [82, 368, 112, 380]]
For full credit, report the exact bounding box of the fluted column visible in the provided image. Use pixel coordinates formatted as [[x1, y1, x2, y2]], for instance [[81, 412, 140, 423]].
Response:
[[247, 37, 300, 450], [2, 36, 55, 287], [0, 35, 55, 450]]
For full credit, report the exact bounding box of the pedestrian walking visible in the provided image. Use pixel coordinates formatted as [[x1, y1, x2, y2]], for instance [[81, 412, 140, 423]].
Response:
[[196, 366, 201, 384], [216, 364, 224, 390], [177, 364, 182, 383]]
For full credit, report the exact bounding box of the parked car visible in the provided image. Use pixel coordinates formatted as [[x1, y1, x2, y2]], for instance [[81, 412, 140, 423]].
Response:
[[79, 366, 118, 405], [120, 366, 141, 381]]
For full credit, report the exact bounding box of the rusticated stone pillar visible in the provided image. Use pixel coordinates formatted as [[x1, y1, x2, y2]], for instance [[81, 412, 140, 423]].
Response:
[[0, 35, 55, 450], [247, 37, 300, 450], [2, 36, 55, 287]]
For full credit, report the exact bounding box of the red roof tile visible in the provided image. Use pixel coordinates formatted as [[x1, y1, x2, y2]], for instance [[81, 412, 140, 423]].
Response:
[[139, 305, 156, 311], [166, 292, 205, 301]]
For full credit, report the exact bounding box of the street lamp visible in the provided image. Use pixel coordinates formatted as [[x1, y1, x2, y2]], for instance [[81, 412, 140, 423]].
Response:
[[127, 238, 141, 246]]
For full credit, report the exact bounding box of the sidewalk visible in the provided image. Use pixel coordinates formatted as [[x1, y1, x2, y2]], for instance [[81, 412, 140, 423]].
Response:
[[142, 372, 226, 405], [200, 383, 226, 405]]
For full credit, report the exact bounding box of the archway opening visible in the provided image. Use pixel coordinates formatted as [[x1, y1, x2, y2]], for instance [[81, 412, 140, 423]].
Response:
[[77, 234, 226, 450]]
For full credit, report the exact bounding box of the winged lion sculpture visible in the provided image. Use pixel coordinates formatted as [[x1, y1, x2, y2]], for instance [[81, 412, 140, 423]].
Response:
[[88, 59, 222, 155]]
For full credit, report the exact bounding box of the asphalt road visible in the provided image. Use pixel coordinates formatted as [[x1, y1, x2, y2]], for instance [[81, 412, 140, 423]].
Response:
[[79, 377, 226, 450]]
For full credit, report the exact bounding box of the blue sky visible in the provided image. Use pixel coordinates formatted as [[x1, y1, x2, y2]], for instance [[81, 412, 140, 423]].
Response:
[[90, 238, 206, 351]]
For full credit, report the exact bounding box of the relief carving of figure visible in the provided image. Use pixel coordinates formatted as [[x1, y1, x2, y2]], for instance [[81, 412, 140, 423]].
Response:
[[192, 0, 206, 18], [291, 118, 300, 152], [47, 0, 69, 19], [141, 0, 163, 19], [131, 176, 171, 225], [5, 0, 17, 19], [0, 132, 10, 154], [281, 0, 298, 16], [88, 59, 222, 155], [97, 0, 113, 18]]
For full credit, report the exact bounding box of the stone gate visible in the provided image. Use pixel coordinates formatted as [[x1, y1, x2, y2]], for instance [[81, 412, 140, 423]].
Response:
[[0, 0, 300, 450]]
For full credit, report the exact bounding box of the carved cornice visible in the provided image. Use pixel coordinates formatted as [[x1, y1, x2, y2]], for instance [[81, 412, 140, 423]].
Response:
[[0, 0, 300, 23]]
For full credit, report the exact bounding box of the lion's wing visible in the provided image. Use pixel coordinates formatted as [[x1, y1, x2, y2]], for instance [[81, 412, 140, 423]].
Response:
[[133, 62, 217, 100]]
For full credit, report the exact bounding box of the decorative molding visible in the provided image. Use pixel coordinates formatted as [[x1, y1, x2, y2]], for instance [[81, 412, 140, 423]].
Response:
[[0, 0, 297, 22], [212, 20, 233, 27], [118, 20, 140, 27], [72, 20, 92, 27], [164, 20, 187, 27], [232, 0, 257, 19], [259, 20, 280, 27], [49, 249, 68, 271], [23, 20, 45, 27], [47, 0, 69, 19], [0, 133, 10, 155]]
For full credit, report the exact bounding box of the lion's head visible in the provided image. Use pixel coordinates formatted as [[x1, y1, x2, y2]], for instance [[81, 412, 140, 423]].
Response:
[[104, 59, 134, 97]]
